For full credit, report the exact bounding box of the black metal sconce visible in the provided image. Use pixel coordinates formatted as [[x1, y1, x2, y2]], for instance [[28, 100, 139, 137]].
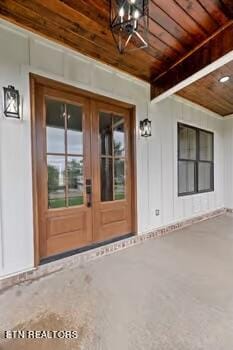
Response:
[[3, 85, 20, 119], [140, 118, 151, 137]]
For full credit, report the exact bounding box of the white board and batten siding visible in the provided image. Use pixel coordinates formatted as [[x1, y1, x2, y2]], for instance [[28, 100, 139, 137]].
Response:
[[0, 19, 226, 278], [149, 97, 224, 230], [224, 118, 233, 209]]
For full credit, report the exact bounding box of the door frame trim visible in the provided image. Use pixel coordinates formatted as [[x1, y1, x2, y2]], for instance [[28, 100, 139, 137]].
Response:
[[30, 73, 137, 267]]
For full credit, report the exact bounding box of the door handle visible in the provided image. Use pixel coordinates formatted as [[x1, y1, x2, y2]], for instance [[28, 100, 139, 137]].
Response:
[[86, 179, 92, 208]]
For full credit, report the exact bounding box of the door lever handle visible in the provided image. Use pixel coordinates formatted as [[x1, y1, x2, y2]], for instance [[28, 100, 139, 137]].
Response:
[[86, 179, 92, 208]]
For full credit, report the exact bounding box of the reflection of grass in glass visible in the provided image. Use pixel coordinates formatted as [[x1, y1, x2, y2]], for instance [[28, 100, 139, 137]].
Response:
[[68, 196, 84, 206], [49, 193, 125, 207], [115, 192, 125, 200], [49, 196, 83, 209], [49, 198, 66, 209]]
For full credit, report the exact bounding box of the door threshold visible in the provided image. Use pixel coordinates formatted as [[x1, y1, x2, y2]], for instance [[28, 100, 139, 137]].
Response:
[[40, 233, 135, 265]]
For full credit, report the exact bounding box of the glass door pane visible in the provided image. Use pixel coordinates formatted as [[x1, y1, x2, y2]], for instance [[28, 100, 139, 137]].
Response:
[[67, 156, 84, 206], [101, 157, 113, 201], [46, 98, 84, 209], [47, 155, 66, 209], [114, 158, 125, 200], [99, 112, 126, 202], [100, 112, 113, 156], [46, 100, 65, 154], [113, 116, 125, 156], [67, 104, 83, 155]]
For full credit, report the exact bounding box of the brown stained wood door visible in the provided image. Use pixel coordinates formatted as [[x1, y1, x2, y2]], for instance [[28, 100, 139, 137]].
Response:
[[36, 86, 93, 259], [35, 82, 133, 260], [91, 101, 132, 242]]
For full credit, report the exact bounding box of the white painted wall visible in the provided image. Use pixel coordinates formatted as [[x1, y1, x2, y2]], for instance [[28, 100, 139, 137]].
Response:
[[224, 119, 233, 209], [0, 19, 150, 278], [0, 19, 226, 278], [148, 96, 225, 229]]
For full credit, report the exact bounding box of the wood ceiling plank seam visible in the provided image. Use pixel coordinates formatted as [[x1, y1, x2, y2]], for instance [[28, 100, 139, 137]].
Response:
[[68, 1, 195, 80], [197, 0, 229, 25], [11, 0, 161, 72], [177, 89, 228, 110], [153, 0, 207, 43], [0, 0, 179, 81], [147, 33, 181, 59], [212, 90, 233, 108], [0, 2, 150, 81], [25, 0, 153, 62], [1, 0, 231, 89], [200, 77, 233, 90], [174, 0, 210, 36], [149, 30, 184, 55], [196, 0, 223, 27], [61, 0, 110, 26], [159, 0, 209, 37], [151, 20, 233, 98], [62, 0, 181, 65], [152, 20, 233, 83], [177, 60, 233, 116], [177, 91, 232, 116], [120, 27, 178, 64], [180, 86, 233, 109], [145, 42, 178, 62], [63, 0, 110, 17], [150, 19, 187, 54], [149, 19, 187, 54], [62, 0, 186, 57], [56, 0, 177, 78], [174, 0, 219, 34], [149, 23, 185, 55], [145, 47, 173, 65], [69, 0, 188, 81], [15, 1, 118, 52], [34, 0, 172, 69], [150, 0, 200, 48]]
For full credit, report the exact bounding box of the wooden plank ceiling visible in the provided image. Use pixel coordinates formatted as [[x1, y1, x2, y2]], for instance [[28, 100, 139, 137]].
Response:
[[177, 60, 233, 116], [0, 0, 232, 100]]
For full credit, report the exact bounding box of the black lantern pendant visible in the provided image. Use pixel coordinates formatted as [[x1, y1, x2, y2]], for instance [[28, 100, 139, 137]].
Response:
[[3, 85, 20, 119], [110, 0, 149, 54], [140, 118, 152, 137]]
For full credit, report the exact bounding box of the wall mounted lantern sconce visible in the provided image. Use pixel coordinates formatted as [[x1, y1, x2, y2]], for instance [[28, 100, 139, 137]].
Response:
[[140, 118, 152, 137], [3, 85, 20, 119]]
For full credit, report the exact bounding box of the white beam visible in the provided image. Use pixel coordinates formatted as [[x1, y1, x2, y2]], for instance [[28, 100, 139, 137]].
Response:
[[151, 50, 233, 105]]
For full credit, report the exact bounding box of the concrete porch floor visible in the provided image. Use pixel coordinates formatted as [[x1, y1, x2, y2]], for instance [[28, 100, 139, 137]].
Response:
[[1, 214, 233, 350]]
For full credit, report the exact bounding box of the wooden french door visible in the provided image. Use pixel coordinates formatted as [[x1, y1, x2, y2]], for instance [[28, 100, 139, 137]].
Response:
[[33, 79, 134, 260], [92, 101, 132, 242]]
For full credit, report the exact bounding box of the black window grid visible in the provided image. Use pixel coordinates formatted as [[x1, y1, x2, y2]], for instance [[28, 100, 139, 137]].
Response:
[[178, 123, 214, 197]]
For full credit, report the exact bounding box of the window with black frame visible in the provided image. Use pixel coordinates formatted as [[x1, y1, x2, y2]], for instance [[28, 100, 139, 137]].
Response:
[[178, 123, 214, 196]]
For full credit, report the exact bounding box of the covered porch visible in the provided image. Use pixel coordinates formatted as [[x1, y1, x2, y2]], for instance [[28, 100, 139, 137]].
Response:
[[0, 1, 233, 349]]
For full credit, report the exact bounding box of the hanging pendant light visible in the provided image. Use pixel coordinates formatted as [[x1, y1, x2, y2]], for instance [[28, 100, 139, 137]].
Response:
[[110, 0, 149, 54]]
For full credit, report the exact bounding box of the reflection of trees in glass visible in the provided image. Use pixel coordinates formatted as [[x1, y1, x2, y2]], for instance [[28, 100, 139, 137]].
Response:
[[67, 159, 83, 189], [114, 159, 125, 200], [115, 159, 124, 185], [48, 165, 59, 192], [114, 140, 124, 155]]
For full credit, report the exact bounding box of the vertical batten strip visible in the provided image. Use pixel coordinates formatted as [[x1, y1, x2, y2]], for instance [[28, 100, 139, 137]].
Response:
[[0, 111, 5, 273]]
